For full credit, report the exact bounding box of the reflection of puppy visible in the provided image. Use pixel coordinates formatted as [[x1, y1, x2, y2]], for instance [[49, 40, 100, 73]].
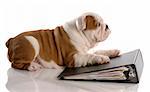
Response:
[[6, 12, 120, 71]]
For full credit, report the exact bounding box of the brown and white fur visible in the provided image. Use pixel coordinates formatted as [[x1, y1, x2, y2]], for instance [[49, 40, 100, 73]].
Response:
[[6, 12, 120, 71]]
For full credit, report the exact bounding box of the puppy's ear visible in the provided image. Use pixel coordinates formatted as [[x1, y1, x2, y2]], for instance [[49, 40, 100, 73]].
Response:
[[84, 15, 97, 30], [76, 14, 98, 31]]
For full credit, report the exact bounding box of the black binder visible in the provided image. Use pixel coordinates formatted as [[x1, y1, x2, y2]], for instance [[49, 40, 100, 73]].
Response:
[[57, 49, 144, 83]]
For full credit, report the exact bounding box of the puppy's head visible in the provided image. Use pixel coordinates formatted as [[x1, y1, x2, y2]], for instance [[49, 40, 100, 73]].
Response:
[[76, 12, 111, 43]]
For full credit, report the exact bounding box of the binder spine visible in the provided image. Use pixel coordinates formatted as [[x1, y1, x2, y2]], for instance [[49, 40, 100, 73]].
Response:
[[134, 50, 144, 82]]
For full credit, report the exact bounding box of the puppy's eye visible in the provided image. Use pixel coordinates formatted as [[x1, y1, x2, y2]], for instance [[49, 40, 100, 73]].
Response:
[[97, 23, 100, 26]]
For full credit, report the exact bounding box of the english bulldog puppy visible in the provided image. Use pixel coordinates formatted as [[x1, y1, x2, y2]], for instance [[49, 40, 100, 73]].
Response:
[[6, 12, 120, 71]]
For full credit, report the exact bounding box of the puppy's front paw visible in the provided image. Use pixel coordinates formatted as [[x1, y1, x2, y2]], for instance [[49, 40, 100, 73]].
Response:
[[97, 55, 110, 64], [109, 49, 120, 58]]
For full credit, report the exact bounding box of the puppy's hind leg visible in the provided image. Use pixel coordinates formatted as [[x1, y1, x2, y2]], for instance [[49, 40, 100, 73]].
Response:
[[25, 36, 43, 71], [9, 36, 37, 70], [27, 57, 44, 71]]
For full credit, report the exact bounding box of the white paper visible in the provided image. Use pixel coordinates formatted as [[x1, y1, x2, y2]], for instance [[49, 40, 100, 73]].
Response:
[[64, 67, 129, 80]]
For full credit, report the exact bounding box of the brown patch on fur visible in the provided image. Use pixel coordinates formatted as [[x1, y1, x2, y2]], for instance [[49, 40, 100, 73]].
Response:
[[6, 36, 35, 70], [6, 26, 78, 70], [84, 15, 97, 30], [54, 27, 77, 67]]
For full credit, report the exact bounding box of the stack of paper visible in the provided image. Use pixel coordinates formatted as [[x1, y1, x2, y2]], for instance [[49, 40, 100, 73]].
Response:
[[65, 67, 129, 80]]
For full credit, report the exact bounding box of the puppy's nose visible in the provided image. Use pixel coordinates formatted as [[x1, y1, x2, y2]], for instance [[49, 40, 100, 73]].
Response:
[[106, 24, 109, 29]]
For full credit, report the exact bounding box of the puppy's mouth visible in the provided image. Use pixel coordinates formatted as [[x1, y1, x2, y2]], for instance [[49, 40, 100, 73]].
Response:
[[97, 31, 111, 42]]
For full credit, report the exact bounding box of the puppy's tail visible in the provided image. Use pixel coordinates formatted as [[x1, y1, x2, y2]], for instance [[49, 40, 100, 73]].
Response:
[[6, 38, 14, 48]]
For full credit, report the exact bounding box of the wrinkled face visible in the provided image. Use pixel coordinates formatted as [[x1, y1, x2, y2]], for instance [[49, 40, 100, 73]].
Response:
[[82, 15, 111, 43]]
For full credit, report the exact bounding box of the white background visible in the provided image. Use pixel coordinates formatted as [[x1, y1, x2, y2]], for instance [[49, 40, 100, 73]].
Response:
[[1, 0, 150, 92]]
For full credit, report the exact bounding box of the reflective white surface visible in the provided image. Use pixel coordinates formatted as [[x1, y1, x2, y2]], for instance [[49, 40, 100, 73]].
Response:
[[6, 68, 138, 92]]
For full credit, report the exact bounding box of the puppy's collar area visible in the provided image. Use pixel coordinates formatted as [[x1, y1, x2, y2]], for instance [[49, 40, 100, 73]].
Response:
[[82, 30, 97, 47]]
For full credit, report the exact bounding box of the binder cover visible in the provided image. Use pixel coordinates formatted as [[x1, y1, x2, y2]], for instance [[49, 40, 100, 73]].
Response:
[[57, 49, 144, 83]]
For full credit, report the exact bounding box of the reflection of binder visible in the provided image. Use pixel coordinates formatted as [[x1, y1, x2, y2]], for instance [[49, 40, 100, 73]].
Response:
[[58, 49, 144, 83]]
